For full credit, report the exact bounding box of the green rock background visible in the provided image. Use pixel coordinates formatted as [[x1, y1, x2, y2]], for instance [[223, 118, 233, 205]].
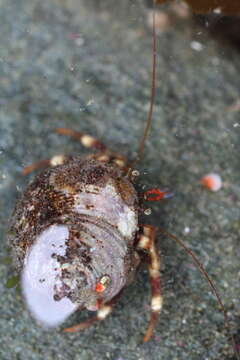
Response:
[[0, 0, 239, 359]]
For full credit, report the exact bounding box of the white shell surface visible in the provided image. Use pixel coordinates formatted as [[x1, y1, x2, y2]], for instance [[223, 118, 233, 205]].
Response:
[[74, 183, 138, 239], [22, 224, 78, 327]]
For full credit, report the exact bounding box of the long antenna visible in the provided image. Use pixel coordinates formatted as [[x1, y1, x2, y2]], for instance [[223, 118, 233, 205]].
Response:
[[127, 0, 157, 176], [127, 1, 238, 357], [158, 227, 239, 360], [137, 0, 157, 163]]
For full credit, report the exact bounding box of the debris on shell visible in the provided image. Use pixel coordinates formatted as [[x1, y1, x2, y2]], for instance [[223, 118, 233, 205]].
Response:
[[201, 173, 222, 192]]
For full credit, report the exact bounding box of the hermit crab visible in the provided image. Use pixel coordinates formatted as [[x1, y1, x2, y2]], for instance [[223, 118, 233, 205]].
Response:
[[7, 1, 238, 353], [8, 126, 166, 341], [7, 3, 165, 340]]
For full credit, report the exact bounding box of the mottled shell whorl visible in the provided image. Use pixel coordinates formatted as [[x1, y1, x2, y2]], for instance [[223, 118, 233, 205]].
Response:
[[9, 157, 139, 327]]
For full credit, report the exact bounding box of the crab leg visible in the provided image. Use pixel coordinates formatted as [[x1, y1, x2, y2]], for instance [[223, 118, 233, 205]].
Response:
[[56, 128, 107, 151], [22, 155, 70, 175], [63, 303, 114, 333], [137, 224, 163, 342]]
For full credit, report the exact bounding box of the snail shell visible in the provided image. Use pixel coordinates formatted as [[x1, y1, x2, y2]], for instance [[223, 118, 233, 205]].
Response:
[[8, 157, 139, 327]]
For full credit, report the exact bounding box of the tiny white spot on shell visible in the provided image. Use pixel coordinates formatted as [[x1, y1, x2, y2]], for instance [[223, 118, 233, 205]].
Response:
[[117, 206, 137, 238]]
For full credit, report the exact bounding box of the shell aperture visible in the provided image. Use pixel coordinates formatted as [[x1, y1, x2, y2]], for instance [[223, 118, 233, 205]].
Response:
[[22, 224, 78, 327]]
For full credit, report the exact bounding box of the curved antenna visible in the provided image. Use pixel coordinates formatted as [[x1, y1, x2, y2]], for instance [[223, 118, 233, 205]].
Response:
[[127, 0, 157, 176], [158, 227, 239, 360]]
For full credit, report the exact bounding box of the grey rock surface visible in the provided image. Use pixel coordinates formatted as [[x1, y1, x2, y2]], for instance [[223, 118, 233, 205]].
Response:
[[0, 0, 240, 359]]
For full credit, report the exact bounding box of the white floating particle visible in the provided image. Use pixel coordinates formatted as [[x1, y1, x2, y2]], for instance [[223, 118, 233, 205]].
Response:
[[184, 226, 190, 234], [75, 37, 84, 47], [190, 41, 203, 52], [87, 98, 94, 106]]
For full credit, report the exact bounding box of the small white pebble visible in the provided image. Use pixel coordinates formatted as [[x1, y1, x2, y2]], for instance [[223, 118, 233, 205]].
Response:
[[190, 41, 203, 52], [201, 173, 222, 192]]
